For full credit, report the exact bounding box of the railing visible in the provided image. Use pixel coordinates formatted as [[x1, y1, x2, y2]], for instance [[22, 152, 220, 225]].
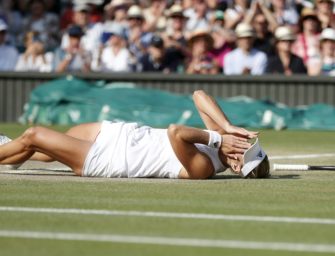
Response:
[[0, 71, 334, 122]]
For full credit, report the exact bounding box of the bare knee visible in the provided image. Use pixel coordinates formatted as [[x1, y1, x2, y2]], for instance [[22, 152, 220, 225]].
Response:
[[21, 126, 44, 147]]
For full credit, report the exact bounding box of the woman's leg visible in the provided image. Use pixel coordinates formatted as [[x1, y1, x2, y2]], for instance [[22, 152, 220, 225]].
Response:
[[0, 125, 99, 175], [30, 123, 102, 162]]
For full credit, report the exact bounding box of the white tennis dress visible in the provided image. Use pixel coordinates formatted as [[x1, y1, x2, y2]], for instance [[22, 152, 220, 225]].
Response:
[[82, 121, 227, 178]]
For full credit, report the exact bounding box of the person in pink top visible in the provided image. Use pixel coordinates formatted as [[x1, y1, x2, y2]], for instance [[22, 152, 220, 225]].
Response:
[[292, 8, 321, 75]]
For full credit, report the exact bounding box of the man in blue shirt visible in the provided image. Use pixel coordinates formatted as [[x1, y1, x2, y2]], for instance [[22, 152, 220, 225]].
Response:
[[0, 19, 18, 71]]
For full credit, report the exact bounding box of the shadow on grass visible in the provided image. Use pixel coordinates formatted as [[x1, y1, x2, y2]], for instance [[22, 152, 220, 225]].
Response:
[[212, 174, 300, 180]]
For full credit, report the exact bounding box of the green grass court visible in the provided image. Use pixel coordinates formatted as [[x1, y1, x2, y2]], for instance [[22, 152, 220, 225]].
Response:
[[0, 124, 335, 256]]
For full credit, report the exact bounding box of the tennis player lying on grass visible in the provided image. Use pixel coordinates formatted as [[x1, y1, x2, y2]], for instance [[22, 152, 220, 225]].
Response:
[[0, 90, 269, 179]]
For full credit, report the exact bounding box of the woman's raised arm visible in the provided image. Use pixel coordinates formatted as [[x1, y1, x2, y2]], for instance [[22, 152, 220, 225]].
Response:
[[192, 90, 258, 139]]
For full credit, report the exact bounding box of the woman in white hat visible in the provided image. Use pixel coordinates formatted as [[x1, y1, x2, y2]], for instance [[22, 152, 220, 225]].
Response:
[[0, 90, 269, 180], [309, 28, 335, 76], [266, 26, 306, 75]]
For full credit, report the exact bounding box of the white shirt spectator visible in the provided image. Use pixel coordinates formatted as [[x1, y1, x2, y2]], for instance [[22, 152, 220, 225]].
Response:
[[61, 23, 103, 54], [0, 44, 19, 71], [224, 48, 267, 75], [92, 47, 130, 72], [15, 52, 53, 72]]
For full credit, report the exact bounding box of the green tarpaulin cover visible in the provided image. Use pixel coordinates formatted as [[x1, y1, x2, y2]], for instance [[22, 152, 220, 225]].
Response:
[[20, 76, 335, 130]]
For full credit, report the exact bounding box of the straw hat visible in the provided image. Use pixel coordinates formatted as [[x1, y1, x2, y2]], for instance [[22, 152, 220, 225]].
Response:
[[127, 5, 144, 19], [300, 8, 318, 20], [274, 26, 296, 41], [235, 23, 255, 38], [188, 29, 214, 49], [104, 0, 133, 11]]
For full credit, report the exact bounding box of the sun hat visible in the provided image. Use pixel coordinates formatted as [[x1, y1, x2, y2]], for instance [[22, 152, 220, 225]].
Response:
[[300, 8, 318, 20], [241, 138, 267, 177], [274, 26, 296, 41], [188, 29, 214, 49], [127, 5, 144, 19], [235, 23, 255, 38], [0, 19, 8, 31], [104, 0, 133, 11], [168, 4, 187, 18], [320, 28, 335, 41]]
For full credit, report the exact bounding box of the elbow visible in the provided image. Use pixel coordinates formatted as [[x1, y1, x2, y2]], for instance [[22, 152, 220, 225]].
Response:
[[193, 90, 206, 100], [167, 124, 181, 138]]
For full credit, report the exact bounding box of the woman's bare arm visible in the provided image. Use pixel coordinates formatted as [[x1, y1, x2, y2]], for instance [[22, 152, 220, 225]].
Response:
[[192, 90, 258, 138], [167, 124, 250, 179]]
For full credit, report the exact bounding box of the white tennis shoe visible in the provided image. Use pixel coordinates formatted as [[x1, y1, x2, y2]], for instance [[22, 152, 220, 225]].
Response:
[[0, 134, 22, 170]]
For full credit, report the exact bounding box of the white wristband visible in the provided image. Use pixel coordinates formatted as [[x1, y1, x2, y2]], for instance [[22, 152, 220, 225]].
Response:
[[206, 130, 222, 149]]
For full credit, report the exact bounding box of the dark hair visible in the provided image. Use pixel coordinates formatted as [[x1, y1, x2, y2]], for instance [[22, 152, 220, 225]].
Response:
[[246, 155, 270, 178]]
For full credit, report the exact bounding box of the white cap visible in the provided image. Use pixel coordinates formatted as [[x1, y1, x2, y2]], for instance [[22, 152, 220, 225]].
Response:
[[275, 26, 296, 41], [0, 19, 8, 31], [320, 28, 335, 41], [127, 5, 144, 19], [241, 138, 266, 177], [235, 23, 255, 38]]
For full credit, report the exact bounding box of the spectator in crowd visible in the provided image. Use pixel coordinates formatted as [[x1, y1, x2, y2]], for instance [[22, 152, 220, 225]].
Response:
[[208, 26, 235, 72], [136, 35, 183, 72], [126, 5, 152, 69], [224, 0, 251, 30], [15, 31, 53, 72], [244, 0, 278, 55], [185, 0, 212, 33], [61, 3, 103, 55], [0, 0, 23, 47], [103, 0, 132, 33], [308, 28, 335, 76], [22, 0, 59, 51], [86, 1, 104, 23], [59, 1, 75, 30], [266, 26, 307, 75], [143, 0, 168, 32], [224, 23, 267, 75], [54, 25, 91, 73], [211, 10, 225, 28], [186, 29, 219, 74], [292, 8, 321, 75], [0, 19, 19, 71], [161, 4, 188, 70], [91, 23, 130, 72], [163, 4, 188, 49], [269, 0, 299, 27], [315, 0, 335, 29]]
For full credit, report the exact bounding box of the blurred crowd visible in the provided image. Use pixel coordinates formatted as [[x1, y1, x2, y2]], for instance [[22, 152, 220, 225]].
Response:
[[0, 0, 334, 76]]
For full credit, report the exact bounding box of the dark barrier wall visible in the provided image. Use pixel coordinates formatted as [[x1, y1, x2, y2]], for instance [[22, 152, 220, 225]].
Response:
[[0, 71, 334, 122]]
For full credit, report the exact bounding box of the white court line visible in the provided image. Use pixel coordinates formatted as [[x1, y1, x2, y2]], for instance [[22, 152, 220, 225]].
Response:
[[269, 153, 335, 160], [0, 206, 334, 225], [0, 230, 334, 253]]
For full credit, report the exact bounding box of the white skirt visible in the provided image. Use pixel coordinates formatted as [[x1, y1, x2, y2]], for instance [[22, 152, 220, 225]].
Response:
[[82, 121, 182, 178]]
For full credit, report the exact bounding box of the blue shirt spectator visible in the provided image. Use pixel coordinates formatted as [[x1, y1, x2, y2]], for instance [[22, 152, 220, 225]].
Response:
[[0, 19, 18, 71]]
